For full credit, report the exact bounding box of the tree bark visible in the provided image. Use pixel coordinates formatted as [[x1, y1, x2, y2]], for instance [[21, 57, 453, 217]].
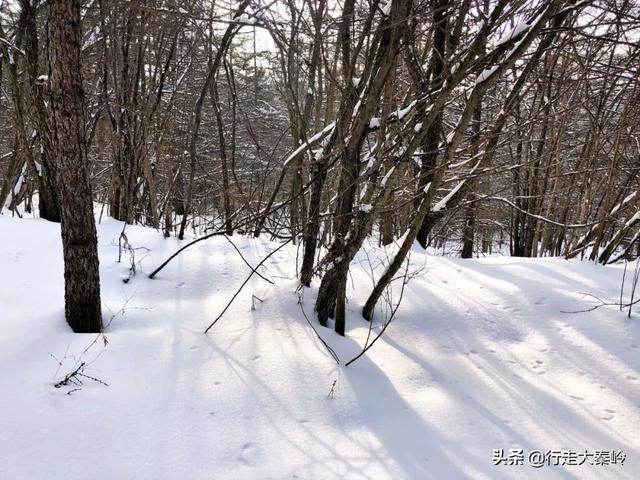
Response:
[[48, 0, 102, 333]]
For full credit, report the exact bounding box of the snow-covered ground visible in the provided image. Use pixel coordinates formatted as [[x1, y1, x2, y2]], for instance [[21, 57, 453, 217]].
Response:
[[1, 212, 638, 479]]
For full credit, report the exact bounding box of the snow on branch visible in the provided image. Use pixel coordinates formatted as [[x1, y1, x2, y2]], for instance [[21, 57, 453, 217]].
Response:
[[282, 122, 335, 167]]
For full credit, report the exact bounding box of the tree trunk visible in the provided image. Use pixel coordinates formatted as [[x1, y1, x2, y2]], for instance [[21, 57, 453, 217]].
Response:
[[461, 96, 482, 258], [48, 0, 102, 333], [23, 2, 61, 222]]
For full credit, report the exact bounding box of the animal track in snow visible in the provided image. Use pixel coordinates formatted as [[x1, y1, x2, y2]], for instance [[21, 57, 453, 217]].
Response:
[[238, 442, 257, 465], [601, 409, 616, 421]]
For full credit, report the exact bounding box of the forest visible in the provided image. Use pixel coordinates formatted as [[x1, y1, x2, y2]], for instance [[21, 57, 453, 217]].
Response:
[[0, 0, 639, 479]]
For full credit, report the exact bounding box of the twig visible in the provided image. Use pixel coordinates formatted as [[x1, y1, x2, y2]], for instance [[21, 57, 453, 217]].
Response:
[[251, 294, 263, 310], [297, 289, 340, 364], [148, 231, 227, 279], [629, 259, 640, 318], [345, 258, 410, 367], [562, 291, 640, 314], [620, 260, 627, 311], [327, 379, 337, 399], [222, 235, 274, 284], [77, 371, 109, 387], [53, 362, 109, 389], [204, 239, 291, 333]]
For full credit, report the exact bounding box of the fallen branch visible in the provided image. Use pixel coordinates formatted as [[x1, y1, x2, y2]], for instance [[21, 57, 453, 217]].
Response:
[[148, 230, 227, 279], [204, 239, 291, 333], [53, 362, 109, 389], [223, 235, 274, 284], [561, 291, 640, 314]]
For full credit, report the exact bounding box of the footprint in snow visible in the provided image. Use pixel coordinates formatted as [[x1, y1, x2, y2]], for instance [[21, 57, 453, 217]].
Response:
[[238, 442, 257, 465], [534, 298, 546, 305], [601, 409, 616, 421]]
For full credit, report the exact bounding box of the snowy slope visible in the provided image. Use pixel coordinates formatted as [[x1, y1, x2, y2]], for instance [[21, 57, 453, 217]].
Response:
[[0, 213, 638, 479]]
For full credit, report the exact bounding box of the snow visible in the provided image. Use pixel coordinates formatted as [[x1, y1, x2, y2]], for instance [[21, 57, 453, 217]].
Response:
[[432, 180, 464, 211], [611, 191, 637, 215], [476, 8, 549, 87], [394, 100, 417, 121], [358, 203, 373, 213], [283, 122, 335, 166], [381, 0, 392, 16], [234, 13, 256, 25], [369, 117, 381, 129], [475, 65, 500, 85], [380, 166, 395, 187], [624, 210, 640, 228], [491, 20, 530, 48], [0, 212, 639, 479], [3, 164, 27, 209]]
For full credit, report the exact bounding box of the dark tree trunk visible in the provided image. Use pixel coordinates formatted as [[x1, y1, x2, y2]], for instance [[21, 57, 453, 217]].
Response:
[[460, 202, 476, 258], [414, 0, 449, 248], [48, 0, 102, 333], [23, 2, 61, 222], [300, 152, 329, 286], [0, 16, 59, 221], [461, 91, 482, 259]]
